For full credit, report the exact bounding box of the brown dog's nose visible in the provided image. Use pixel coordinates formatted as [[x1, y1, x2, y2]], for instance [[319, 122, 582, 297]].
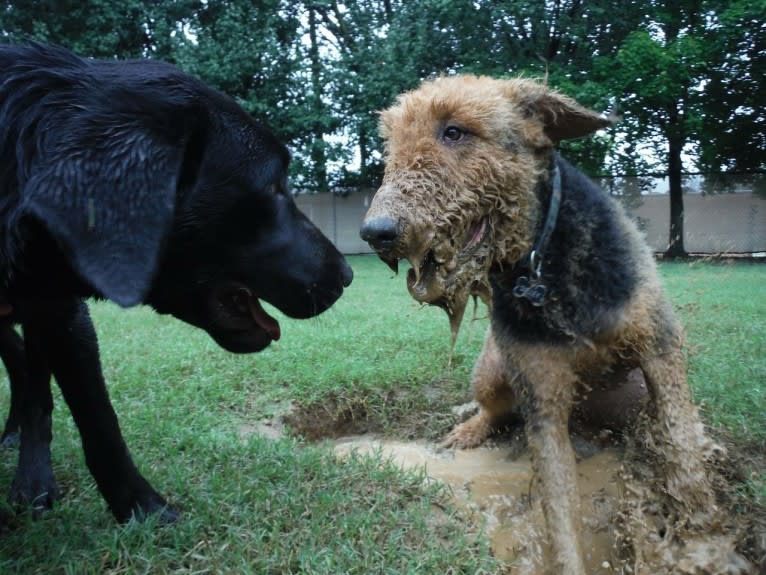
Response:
[[360, 216, 400, 250]]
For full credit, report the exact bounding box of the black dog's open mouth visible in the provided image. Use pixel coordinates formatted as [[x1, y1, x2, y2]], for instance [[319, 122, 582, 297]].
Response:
[[209, 283, 281, 352]]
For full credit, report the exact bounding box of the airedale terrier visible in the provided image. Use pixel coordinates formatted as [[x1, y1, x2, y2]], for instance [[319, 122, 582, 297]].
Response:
[[360, 75, 718, 574]]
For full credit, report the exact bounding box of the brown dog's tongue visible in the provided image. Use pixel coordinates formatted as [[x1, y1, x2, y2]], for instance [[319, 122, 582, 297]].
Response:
[[248, 297, 281, 341]]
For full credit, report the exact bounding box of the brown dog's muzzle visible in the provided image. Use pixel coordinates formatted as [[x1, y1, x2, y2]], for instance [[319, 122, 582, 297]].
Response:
[[359, 215, 400, 252], [359, 214, 404, 273], [360, 183, 416, 272]]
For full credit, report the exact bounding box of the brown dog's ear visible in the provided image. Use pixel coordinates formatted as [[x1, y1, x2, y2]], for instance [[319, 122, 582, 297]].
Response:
[[535, 90, 614, 143], [507, 80, 614, 146]]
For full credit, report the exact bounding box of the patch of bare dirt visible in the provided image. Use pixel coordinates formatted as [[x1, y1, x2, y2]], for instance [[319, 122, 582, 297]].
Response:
[[280, 395, 378, 441]]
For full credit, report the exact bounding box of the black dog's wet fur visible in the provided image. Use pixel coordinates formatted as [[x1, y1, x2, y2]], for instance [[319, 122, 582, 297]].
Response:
[[491, 155, 639, 346], [0, 43, 351, 523]]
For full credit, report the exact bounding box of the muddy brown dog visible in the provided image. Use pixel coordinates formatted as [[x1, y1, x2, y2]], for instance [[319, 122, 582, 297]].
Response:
[[360, 75, 719, 574]]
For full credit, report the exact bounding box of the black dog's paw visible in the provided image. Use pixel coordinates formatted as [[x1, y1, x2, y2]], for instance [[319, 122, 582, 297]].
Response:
[[0, 430, 20, 449], [112, 488, 180, 525], [129, 499, 180, 526], [0, 503, 18, 534], [148, 503, 180, 525], [9, 466, 60, 516]]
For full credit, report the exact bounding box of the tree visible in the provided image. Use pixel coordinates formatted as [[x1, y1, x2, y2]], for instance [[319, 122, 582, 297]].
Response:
[[307, 5, 329, 193], [604, 0, 764, 257], [3, 1, 761, 201], [318, 0, 644, 187], [697, 0, 766, 172], [0, 0, 192, 59]]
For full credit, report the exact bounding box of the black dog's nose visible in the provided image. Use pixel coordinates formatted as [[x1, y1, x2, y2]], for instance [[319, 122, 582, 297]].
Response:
[[340, 259, 353, 287], [360, 216, 400, 249]]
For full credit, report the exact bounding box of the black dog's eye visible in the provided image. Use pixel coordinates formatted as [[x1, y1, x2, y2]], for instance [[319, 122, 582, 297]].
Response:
[[267, 182, 286, 196], [442, 126, 465, 143], [270, 177, 290, 196]]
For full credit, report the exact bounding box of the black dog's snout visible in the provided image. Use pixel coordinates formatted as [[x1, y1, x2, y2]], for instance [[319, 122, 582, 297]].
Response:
[[340, 259, 353, 287], [360, 216, 400, 249]]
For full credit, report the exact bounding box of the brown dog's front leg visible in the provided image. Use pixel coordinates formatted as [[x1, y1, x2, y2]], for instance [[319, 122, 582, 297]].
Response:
[[443, 329, 515, 449], [516, 347, 585, 575], [641, 346, 717, 518]]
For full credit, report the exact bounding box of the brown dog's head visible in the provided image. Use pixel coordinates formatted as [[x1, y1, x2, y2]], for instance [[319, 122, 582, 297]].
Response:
[[360, 75, 611, 330]]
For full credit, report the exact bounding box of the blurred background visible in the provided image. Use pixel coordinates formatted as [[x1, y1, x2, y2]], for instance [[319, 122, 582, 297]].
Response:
[[2, 0, 763, 257]]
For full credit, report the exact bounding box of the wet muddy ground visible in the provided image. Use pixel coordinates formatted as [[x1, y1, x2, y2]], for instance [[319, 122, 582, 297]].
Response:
[[332, 428, 757, 574], [245, 398, 761, 574], [334, 433, 623, 574]]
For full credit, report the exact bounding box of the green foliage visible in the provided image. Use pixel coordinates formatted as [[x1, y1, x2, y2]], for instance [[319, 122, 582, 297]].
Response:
[[1, 2, 763, 190], [697, 0, 766, 171], [599, 0, 764, 175]]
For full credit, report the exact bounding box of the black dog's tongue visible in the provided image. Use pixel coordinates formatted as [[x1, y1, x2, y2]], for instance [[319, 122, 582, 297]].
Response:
[[248, 297, 281, 341]]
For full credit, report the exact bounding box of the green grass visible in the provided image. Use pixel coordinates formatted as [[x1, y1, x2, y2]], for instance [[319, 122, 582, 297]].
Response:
[[661, 260, 766, 507], [660, 261, 765, 442], [0, 256, 763, 573]]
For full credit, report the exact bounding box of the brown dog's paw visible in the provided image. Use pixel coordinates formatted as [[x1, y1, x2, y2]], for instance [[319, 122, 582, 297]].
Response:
[[441, 413, 492, 449]]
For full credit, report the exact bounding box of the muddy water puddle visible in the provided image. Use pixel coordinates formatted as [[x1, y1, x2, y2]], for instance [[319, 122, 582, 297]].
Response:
[[334, 436, 623, 574]]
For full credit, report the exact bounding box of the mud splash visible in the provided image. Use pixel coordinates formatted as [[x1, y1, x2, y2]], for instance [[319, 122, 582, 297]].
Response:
[[333, 434, 756, 574], [334, 435, 623, 574]]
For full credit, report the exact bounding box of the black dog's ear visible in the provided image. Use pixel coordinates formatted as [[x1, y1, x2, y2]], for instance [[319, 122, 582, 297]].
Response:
[[22, 99, 204, 307]]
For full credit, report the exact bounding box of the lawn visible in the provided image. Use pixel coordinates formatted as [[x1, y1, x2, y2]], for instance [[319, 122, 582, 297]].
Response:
[[0, 256, 763, 573]]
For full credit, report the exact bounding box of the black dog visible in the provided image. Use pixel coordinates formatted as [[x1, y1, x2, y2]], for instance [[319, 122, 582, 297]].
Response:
[[0, 42, 352, 523]]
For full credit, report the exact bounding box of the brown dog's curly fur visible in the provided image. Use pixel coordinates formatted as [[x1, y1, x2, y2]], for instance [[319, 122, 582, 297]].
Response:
[[361, 75, 726, 574]]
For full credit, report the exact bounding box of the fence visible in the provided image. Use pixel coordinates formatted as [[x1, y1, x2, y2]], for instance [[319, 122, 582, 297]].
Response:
[[295, 174, 766, 256]]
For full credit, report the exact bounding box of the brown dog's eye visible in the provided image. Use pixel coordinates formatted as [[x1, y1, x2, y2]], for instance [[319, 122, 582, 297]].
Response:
[[442, 126, 465, 143]]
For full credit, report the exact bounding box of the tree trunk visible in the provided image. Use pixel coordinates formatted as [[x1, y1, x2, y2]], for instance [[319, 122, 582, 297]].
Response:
[[359, 124, 368, 178], [665, 135, 687, 258], [662, 12, 688, 259], [664, 84, 687, 258], [308, 7, 328, 193]]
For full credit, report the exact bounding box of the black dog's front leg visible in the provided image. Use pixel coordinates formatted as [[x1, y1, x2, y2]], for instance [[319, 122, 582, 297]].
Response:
[[0, 323, 27, 447], [8, 318, 57, 513], [21, 298, 178, 523]]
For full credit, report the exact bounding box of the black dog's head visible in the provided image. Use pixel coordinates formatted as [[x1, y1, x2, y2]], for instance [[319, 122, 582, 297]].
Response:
[[146, 102, 354, 352], [1, 43, 352, 352]]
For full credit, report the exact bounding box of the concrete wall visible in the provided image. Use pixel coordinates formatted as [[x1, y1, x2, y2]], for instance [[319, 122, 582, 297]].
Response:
[[295, 190, 766, 255], [295, 190, 376, 254], [626, 193, 765, 254]]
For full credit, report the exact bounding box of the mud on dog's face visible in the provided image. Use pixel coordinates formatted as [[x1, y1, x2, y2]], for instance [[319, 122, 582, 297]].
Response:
[[360, 75, 611, 304]]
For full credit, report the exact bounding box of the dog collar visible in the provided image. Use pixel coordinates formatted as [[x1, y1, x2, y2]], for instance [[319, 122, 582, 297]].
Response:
[[512, 158, 562, 307]]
